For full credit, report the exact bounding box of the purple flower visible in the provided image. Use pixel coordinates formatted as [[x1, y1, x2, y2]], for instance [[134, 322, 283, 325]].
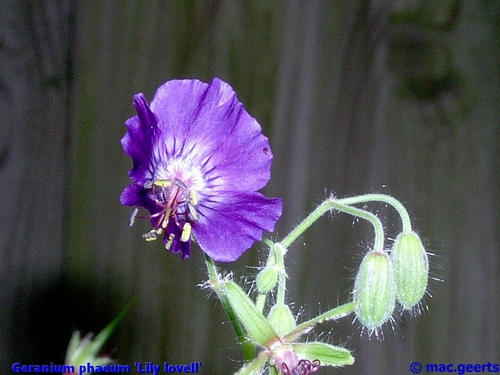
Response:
[[121, 78, 282, 262]]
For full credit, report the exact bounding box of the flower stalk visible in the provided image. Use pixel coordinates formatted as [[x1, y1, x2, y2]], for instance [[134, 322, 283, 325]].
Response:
[[280, 196, 385, 253], [204, 255, 256, 362]]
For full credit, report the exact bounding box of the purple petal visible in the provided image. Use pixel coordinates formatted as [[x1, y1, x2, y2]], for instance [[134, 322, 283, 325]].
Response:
[[193, 192, 283, 262], [121, 184, 153, 211], [121, 94, 160, 185], [149, 78, 274, 192]]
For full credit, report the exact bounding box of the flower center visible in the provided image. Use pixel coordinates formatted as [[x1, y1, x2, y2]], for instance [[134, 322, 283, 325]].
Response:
[[280, 360, 321, 375], [131, 178, 199, 250], [274, 349, 320, 375]]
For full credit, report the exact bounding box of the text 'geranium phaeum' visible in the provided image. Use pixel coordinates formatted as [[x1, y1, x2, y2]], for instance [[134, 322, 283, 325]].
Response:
[[121, 78, 282, 262]]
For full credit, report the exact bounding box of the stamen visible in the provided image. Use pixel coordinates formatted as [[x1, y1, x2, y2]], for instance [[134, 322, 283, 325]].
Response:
[[187, 202, 199, 222], [165, 233, 175, 250], [129, 208, 139, 226], [189, 189, 198, 205], [143, 228, 163, 241], [161, 207, 172, 229], [174, 178, 188, 190], [153, 179, 173, 188], [181, 223, 192, 242]]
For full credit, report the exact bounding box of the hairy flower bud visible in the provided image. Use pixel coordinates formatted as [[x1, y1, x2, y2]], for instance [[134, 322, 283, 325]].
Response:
[[391, 231, 429, 309], [256, 267, 278, 293], [354, 251, 395, 332]]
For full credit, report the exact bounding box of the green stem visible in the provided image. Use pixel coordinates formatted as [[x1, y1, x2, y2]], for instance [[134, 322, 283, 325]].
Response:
[[280, 201, 331, 249], [255, 239, 277, 313], [274, 243, 287, 306], [204, 255, 255, 362], [255, 293, 267, 313], [337, 194, 413, 233], [283, 301, 357, 343], [279, 197, 385, 253], [328, 199, 385, 253]]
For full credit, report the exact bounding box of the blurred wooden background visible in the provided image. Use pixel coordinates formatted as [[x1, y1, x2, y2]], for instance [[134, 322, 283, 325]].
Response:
[[1, 0, 499, 373]]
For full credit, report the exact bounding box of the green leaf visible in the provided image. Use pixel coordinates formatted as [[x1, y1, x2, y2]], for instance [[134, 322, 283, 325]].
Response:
[[225, 281, 280, 347], [292, 342, 354, 366], [66, 298, 135, 366], [235, 350, 269, 375], [91, 297, 135, 353]]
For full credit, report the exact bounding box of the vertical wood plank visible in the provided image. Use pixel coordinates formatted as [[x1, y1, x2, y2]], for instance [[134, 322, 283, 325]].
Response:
[[0, 0, 73, 369]]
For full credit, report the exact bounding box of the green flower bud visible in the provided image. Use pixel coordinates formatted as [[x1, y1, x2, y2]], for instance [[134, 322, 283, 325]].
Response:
[[268, 303, 296, 337], [354, 251, 395, 331], [391, 231, 429, 309], [256, 267, 278, 293]]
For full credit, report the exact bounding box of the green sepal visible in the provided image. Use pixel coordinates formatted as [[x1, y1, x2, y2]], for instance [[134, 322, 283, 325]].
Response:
[[268, 365, 279, 375], [235, 351, 269, 375], [268, 303, 296, 337], [225, 281, 280, 347], [292, 342, 354, 367], [283, 302, 356, 343]]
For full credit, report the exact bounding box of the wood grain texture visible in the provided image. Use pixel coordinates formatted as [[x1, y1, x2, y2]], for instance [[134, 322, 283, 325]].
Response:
[[0, 0, 73, 369], [2, 0, 499, 373]]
